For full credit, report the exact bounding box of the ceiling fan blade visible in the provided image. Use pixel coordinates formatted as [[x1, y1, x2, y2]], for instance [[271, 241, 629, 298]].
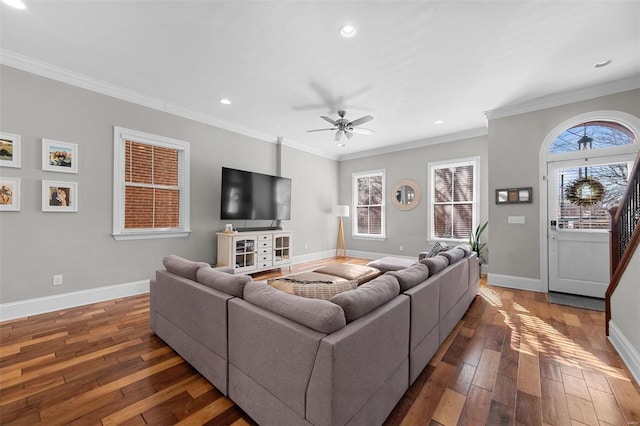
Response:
[[351, 128, 375, 135], [334, 130, 344, 141], [348, 115, 373, 127], [307, 128, 336, 132], [321, 116, 337, 125], [345, 131, 354, 140]]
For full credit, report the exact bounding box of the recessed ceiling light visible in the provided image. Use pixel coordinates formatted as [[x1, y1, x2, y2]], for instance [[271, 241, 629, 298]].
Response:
[[434, 120, 444, 125], [2, 0, 26, 9], [336, 143, 346, 148], [594, 59, 612, 69], [340, 24, 357, 38], [219, 98, 231, 105]]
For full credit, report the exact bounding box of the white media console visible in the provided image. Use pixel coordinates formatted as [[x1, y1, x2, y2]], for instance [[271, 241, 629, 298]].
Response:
[[216, 230, 293, 274]]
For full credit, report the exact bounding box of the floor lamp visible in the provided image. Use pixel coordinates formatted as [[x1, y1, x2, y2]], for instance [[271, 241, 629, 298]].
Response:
[[334, 205, 349, 258]]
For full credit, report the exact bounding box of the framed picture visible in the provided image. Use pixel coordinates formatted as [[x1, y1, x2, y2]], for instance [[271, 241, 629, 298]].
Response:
[[42, 139, 78, 173], [42, 180, 78, 212], [0, 132, 21, 168], [496, 187, 532, 204], [0, 177, 21, 211]]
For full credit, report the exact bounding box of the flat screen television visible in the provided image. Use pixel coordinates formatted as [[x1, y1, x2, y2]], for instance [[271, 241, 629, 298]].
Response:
[[220, 167, 291, 221]]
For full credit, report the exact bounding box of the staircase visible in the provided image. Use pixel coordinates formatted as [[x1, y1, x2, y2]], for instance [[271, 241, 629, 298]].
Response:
[[607, 152, 640, 335]]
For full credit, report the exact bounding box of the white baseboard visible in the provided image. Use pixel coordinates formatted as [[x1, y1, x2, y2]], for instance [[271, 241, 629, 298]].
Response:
[[608, 320, 640, 384], [292, 250, 335, 265], [487, 273, 544, 293], [0, 280, 150, 322], [346, 250, 408, 260]]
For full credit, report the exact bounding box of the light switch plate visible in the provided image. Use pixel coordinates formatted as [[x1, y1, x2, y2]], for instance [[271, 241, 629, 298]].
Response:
[[508, 216, 525, 224]]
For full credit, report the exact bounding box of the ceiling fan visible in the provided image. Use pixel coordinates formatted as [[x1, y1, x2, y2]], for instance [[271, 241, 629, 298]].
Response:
[[307, 110, 374, 144]]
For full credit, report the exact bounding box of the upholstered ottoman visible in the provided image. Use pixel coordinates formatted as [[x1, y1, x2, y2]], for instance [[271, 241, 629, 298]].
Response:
[[312, 263, 382, 285], [366, 256, 419, 273]]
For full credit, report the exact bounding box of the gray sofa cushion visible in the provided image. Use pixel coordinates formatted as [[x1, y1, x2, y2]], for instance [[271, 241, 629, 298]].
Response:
[[456, 244, 473, 257], [441, 247, 466, 264], [331, 275, 400, 322], [420, 255, 449, 274], [386, 264, 430, 292], [243, 281, 346, 333], [163, 255, 211, 281], [197, 267, 252, 298]]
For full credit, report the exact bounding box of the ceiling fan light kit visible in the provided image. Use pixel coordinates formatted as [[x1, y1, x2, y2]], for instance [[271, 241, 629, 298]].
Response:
[[307, 110, 374, 146]]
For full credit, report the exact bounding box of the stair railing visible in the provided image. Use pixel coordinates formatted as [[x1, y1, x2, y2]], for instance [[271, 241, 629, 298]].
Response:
[[607, 151, 640, 335]]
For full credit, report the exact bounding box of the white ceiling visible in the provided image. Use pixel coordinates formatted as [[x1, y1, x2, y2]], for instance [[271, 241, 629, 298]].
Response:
[[1, 1, 639, 159]]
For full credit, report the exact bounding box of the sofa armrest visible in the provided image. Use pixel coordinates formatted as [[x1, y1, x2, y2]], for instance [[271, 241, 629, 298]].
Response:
[[306, 295, 410, 426]]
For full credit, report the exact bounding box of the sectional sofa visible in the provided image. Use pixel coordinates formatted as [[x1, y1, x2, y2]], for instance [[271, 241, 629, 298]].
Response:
[[150, 247, 479, 426]]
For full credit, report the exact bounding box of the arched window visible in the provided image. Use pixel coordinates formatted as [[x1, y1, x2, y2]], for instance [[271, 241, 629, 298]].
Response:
[[550, 121, 637, 230], [550, 121, 637, 154]]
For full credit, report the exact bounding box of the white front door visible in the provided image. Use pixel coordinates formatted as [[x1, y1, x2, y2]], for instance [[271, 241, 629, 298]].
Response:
[[547, 155, 634, 298]]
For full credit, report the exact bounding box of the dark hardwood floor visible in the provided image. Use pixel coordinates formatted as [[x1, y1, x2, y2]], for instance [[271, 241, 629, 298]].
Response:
[[1, 257, 639, 425]]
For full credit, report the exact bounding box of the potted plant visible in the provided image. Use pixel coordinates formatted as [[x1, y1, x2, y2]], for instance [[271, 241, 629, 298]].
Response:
[[469, 221, 488, 267]]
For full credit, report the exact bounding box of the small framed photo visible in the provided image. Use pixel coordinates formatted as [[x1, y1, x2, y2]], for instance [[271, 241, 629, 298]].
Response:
[[496, 187, 533, 204], [42, 180, 78, 212], [0, 177, 21, 211], [0, 132, 21, 168], [42, 139, 78, 173]]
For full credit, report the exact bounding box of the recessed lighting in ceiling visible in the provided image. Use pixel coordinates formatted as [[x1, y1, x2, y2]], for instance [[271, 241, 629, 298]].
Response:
[[336, 142, 346, 148], [340, 24, 357, 38], [219, 98, 231, 105], [2, 0, 26, 9], [434, 120, 444, 125], [594, 59, 612, 69]]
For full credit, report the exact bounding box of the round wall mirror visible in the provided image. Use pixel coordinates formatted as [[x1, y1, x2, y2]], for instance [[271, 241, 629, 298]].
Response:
[[391, 179, 421, 211]]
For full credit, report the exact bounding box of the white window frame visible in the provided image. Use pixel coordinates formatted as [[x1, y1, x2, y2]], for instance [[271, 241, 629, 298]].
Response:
[[112, 126, 191, 240], [428, 157, 479, 242], [352, 169, 386, 239]]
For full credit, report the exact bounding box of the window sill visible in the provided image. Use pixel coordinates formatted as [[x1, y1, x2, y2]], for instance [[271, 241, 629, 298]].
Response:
[[113, 230, 191, 241], [352, 235, 386, 241]]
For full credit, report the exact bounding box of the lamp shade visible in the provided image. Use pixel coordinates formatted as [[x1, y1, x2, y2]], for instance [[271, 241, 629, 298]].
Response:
[[333, 205, 350, 217]]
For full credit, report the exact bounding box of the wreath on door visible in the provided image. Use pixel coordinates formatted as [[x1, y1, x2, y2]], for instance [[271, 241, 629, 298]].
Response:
[[566, 177, 605, 206]]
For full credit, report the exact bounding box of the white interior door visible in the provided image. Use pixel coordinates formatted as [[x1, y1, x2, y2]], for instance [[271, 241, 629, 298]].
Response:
[[547, 155, 634, 298]]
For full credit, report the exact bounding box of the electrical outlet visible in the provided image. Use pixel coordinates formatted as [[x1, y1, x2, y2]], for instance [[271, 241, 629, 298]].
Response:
[[399, 245, 404, 252], [53, 275, 63, 286]]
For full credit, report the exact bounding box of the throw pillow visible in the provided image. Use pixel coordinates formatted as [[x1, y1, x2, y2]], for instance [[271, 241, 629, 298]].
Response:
[[163, 255, 211, 281], [292, 280, 358, 300], [425, 241, 449, 258], [330, 275, 400, 322], [456, 244, 473, 257], [419, 255, 449, 274]]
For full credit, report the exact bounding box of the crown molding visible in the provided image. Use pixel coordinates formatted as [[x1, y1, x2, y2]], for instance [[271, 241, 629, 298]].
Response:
[[337, 127, 488, 161], [483, 76, 640, 121], [0, 49, 278, 142]]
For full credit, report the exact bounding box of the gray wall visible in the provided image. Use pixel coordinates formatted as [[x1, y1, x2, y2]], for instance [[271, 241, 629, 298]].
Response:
[[0, 66, 337, 303], [338, 136, 489, 257], [487, 89, 640, 279]]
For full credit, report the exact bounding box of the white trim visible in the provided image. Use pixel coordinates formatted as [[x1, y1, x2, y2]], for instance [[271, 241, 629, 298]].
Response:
[[291, 250, 335, 265], [0, 280, 149, 322], [483, 76, 640, 120], [487, 273, 544, 293], [112, 126, 191, 240], [340, 249, 385, 260], [539, 111, 640, 294], [352, 169, 386, 239], [338, 128, 488, 161], [609, 320, 640, 385], [427, 157, 480, 241]]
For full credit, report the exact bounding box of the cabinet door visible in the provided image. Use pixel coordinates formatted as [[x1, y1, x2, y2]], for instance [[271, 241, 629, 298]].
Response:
[[233, 236, 257, 272], [273, 234, 291, 265]]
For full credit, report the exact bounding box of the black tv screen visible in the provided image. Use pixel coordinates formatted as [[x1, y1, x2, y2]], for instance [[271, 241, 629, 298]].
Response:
[[220, 167, 291, 220]]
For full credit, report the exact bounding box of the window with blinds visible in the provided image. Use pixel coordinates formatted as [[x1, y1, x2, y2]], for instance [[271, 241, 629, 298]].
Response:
[[113, 127, 190, 240], [429, 159, 478, 240], [353, 170, 385, 238]]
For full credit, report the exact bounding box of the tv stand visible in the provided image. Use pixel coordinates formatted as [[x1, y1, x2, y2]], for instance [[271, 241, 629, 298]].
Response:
[[216, 229, 293, 274], [235, 226, 282, 232]]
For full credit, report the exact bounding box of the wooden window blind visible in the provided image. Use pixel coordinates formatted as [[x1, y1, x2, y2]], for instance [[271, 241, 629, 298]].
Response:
[[353, 171, 385, 237], [431, 160, 477, 240]]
